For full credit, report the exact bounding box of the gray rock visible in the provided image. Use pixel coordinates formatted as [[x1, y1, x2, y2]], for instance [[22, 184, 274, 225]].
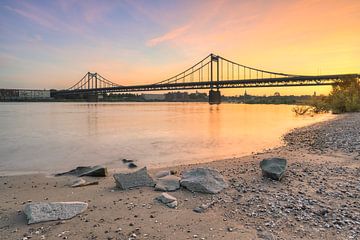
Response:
[[155, 170, 171, 179], [24, 202, 88, 224], [193, 206, 205, 213], [180, 167, 228, 194], [55, 165, 107, 177], [78, 165, 107, 177], [155, 175, 180, 191], [113, 167, 155, 190], [155, 193, 178, 208], [260, 158, 287, 181]]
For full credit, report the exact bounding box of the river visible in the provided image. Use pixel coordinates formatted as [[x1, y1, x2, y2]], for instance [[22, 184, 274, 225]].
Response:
[[0, 102, 331, 175]]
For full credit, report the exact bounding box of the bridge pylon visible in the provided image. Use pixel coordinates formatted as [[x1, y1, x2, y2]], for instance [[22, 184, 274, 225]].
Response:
[[209, 54, 221, 104]]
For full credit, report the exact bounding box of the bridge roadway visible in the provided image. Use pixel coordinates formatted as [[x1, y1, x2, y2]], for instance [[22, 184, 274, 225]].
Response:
[[54, 73, 359, 103]]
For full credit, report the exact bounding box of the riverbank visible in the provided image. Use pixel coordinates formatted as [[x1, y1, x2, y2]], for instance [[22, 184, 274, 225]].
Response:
[[0, 114, 359, 240]]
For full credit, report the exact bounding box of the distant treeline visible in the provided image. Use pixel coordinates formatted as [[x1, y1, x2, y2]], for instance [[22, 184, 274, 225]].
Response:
[[223, 94, 311, 104]]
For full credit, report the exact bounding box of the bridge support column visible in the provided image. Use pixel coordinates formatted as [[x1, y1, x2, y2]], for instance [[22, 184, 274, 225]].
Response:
[[86, 94, 98, 102], [209, 90, 221, 104]]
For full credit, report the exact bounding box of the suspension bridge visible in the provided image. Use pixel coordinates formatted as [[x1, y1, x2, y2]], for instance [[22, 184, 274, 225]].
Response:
[[53, 53, 359, 104]]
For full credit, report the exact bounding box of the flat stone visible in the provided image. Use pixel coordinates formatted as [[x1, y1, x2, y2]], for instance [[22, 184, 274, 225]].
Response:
[[155, 170, 171, 179], [70, 178, 99, 188], [180, 167, 228, 194], [24, 202, 88, 224], [55, 165, 107, 177], [70, 178, 86, 187], [155, 193, 178, 208], [155, 175, 180, 191], [113, 167, 155, 190], [260, 158, 287, 181]]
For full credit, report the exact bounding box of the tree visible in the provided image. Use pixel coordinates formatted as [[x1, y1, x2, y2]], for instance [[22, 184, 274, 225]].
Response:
[[328, 78, 360, 113]]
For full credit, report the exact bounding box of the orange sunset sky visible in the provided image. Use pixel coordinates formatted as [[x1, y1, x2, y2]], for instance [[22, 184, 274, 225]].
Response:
[[0, 0, 359, 96]]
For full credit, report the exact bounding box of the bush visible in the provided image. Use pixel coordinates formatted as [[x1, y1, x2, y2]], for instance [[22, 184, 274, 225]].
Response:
[[328, 78, 360, 114], [294, 77, 360, 115]]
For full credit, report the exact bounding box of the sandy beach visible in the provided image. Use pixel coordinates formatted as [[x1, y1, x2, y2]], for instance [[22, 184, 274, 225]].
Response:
[[1, 113, 359, 240]]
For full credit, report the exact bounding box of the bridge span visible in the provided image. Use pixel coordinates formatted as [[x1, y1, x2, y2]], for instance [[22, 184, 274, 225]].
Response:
[[53, 54, 360, 104]]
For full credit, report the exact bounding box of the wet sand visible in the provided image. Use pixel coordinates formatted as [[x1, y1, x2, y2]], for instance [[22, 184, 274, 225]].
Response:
[[0, 113, 359, 240]]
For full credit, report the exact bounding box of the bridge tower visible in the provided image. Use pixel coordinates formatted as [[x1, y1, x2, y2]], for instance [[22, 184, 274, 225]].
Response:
[[209, 54, 221, 104], [86, 72, 99, 102]]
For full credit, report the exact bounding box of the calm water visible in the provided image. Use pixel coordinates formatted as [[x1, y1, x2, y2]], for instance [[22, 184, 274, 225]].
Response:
[[0, 102, 331, 175]]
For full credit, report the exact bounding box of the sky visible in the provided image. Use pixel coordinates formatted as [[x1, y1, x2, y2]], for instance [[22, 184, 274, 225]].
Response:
[[0, 0, 359, 96]]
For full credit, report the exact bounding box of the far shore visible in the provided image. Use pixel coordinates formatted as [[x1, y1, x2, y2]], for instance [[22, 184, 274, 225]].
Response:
[[0, 113, 359, 240]]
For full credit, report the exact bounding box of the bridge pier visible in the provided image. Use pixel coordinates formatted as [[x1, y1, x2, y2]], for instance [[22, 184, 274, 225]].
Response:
[[86, 94, 98, 102], [209, 90, 221, 104]]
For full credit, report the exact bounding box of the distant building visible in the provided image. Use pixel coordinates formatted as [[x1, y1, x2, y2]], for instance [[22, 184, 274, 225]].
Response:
[[0, 89, 51, 100], [141, 93, 165, 101]]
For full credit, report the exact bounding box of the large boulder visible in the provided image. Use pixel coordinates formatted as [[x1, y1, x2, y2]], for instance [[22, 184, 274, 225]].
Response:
[[24, 202, 88, 224], [260, 158, 287, 181], [180, 167, 228, 194], [155, 175, 180, 192], [113, 167, 155, 190], [155, 193, 178, 208], [55, 165, 107, 177]]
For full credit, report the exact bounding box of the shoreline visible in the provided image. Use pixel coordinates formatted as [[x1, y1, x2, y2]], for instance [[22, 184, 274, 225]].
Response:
[[1, 113, 359, 239]]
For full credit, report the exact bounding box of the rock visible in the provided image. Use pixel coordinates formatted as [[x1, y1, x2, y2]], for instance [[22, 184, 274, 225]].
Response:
[[122, 159, 134, 163], [24, 202, 88, 224], [127, 163, 137, 169], [180, 167, 228, 194], [193, 201, 215, 213], [193, 206, 205, 213], [260, 158, 287, 181], [113, 167, 155, 190], [70, 178, 86, 187], [155, 193, 178, 208], [70, 178, 99, 188], [155, 170, 171, 179], [78, 165, 107, 177], [155, 175, 180, 191], [257, 231, 275, 240], [55, 166, 107, 177]]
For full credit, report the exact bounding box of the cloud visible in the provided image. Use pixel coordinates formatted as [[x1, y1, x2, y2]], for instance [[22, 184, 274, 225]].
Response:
[[4, 5, 60, 31], [147, 24, 192, 47]]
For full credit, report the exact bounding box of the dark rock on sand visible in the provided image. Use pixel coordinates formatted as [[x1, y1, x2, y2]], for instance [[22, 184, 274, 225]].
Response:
[[127, 163, 138, 169], [24, 202, 88, 224], [180, 167, 228, 194], [122, 159, 134, 163], [155, 175, 180, 191], [55, 166, 107, 177], [113, 167, 155, 190], [260, 158, 287, 181]]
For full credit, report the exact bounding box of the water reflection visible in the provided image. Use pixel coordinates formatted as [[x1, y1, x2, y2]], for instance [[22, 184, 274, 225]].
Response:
[[0, 102, 332, 175]]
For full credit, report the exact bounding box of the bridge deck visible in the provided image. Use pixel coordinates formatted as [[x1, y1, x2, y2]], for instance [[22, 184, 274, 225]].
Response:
[[55, 74, 359, 95]]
